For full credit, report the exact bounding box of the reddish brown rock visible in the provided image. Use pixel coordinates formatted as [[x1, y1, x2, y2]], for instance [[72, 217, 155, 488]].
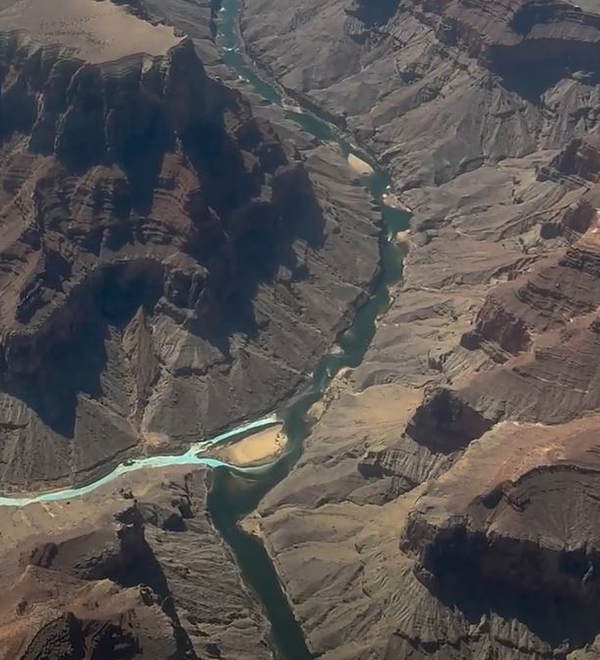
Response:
[[0, 464, 275, 660], [0, 0, 380, 488]]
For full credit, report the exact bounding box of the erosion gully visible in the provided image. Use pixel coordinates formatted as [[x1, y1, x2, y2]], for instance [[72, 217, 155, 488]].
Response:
[[208, 2, 410, 659]]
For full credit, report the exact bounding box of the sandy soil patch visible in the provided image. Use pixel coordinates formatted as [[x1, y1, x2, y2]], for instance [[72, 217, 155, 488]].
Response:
[[395, 229, 411, 245], [217, 424, 287, 467], [383, 191, 412, 212], [0, 0, 182, 64], [347, 153, 374, 175]]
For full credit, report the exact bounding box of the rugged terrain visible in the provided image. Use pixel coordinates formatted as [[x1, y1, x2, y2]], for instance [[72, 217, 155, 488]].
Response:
[[7, 0, 600, 658], [0, 1, 387, 657], [239, 0, 600, 658], [0, 464, 274, 660], [0, 0, 380, 489]]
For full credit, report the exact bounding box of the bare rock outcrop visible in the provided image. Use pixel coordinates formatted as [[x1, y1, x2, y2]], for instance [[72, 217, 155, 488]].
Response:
[[0, 570, 188, 660], [0, 500, 194, 660], [401, 417, 600, 651], [237, 2, 600, 659], [0, 464, 274, 660], [241, 0, 600, 187], [0, 0, 380, 488]]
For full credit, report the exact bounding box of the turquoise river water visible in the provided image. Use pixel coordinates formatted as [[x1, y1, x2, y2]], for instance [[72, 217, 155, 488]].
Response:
[[209, 3, 409, 659]]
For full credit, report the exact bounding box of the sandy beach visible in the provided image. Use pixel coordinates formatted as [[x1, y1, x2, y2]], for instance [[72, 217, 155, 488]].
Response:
[[217, 424, 287, 467], [347, 153, 374, 175], [395, 229, 411, 245]]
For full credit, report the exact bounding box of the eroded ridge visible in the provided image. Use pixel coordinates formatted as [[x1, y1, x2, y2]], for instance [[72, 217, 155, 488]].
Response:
[[0, 0, 381, 489]]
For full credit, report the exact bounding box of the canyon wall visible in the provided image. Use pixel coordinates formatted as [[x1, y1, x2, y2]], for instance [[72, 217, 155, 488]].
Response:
[[0, 0, 380, 488], [240, 1, 600, 658]]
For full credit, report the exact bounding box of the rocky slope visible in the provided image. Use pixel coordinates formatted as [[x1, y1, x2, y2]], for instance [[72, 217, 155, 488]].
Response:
[[251, 154, 600, 660], [239, 0, 600, 658], [0, 0, 380, 489], [241, 0, 600, 186], [0, 464, 274, 660]]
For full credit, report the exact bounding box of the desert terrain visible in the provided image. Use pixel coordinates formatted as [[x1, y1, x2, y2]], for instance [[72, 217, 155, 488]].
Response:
[[5, 0, 600, 659]]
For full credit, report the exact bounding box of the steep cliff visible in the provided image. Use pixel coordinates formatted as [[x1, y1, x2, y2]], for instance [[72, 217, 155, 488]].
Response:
[[0, 0, 380, 488], [239, 0, 600, 658]]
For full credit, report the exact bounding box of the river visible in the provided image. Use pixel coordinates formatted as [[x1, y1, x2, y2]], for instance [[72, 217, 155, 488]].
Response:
[[208, 2, 409, 659], [0, 3, 409, 658]]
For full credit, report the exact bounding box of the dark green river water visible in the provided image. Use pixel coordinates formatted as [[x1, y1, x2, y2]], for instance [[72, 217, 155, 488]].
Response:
[[208, 2, 409, 659]]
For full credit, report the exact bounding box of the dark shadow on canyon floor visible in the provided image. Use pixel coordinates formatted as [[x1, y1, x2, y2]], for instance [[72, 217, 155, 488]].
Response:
[[346, 0, 400, 26], [424, 542, 600, 651]]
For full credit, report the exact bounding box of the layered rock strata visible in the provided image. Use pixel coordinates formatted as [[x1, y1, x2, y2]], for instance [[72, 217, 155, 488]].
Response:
[[239, 0, 600, 658], [0, 0, 380, 488], [0, 465, 274, 660]]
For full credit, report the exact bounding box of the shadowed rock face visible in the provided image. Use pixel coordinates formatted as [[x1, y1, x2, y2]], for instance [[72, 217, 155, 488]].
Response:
[[0, 0, 380, 487], [0, 503, 192, 660], [405, 387, 495, 454], [400, 418, 600, 649], [236, 1, 600, 659], [0, 466, 273, 660], [345, 0, 400, 26]]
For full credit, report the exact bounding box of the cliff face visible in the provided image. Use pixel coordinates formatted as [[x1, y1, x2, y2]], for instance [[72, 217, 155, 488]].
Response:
[[400, 416, 600, 653], [0, 465, 274, 660], [0, 0, 380, 487], [238, 1, 600, 659], [0, 499, 192, 660]]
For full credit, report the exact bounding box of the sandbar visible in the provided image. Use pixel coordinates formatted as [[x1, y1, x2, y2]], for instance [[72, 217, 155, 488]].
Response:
[[347, 153, 374, 175], [216, 423, 287, 467]]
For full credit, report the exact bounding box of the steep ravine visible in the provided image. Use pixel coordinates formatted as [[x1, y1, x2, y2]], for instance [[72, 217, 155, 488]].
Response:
[[207, 1, 409, 658]]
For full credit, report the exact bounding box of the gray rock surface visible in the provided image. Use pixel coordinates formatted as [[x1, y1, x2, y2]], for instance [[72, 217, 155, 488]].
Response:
[[239, 1, 600, 658], [0, 0, 380, 489]]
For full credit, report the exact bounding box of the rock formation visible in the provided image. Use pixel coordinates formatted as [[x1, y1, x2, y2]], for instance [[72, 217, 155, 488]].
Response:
[[238, 0, 600, 658], [0, 0, 380, 488], [241, 0, 600, 185], [12, 0, 600, 657], [0, 464, 274, 659]]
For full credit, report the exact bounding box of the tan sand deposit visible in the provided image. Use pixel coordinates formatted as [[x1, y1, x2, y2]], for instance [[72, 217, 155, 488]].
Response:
[[217, 424, 287, 467], [347, 153, 374, 175], [0, 0, 182, 64]]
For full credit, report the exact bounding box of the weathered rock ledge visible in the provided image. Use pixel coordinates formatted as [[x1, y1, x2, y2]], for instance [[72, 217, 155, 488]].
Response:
[[0, 0, 381, 488]]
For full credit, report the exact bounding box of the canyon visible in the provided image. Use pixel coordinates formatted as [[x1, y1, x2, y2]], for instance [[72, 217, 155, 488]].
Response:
[[238, 0, 600, 659], [0, 0, 380, 490], [3, 0, 600, 659], [0, 0, 382, 657]]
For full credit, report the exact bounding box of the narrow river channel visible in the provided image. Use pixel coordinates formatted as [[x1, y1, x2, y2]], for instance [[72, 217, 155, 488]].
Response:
[[209, 3, 410, 659], [0, 3, 409, 657]]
